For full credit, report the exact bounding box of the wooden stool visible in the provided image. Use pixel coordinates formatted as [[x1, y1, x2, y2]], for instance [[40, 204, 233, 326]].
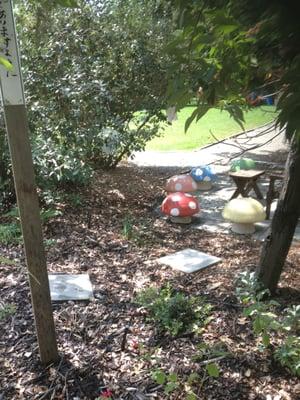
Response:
[[265, 173, 283, 219], [229, 169, 265, 200]]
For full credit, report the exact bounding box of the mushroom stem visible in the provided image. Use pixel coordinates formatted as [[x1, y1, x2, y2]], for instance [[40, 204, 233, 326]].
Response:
[[196, 181, 212, 191], [231, 222, 255, 234], [170, 216, 192, 224]]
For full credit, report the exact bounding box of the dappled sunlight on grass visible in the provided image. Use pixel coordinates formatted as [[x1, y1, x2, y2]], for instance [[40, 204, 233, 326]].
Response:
[[146, 106, 277, 151]]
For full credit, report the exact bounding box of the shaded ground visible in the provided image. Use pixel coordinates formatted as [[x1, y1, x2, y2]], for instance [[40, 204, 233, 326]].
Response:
[[0, 164, 299, 400]]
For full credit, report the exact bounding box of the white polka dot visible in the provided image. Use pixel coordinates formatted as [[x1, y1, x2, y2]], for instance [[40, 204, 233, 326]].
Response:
[[192, 181, 197, 189], [203, 176, 211, 181], [172, 195, 181, 202], [195, 168, 203, 176], [170, 208, 180, 216], [175, 183, 182, 191], [185, 193, 192, 197], [188, 201, 197, 209]]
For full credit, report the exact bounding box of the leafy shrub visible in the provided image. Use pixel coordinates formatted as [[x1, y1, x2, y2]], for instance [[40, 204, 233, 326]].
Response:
[[32, 136, 93, 188], [136, 285, 212, 336], [0, 0, 172, 205], [15, 0, 170, 172]]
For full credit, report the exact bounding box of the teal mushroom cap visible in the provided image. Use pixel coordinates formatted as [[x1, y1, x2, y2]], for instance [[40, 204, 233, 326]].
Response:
[[230, 158, 256, 172]]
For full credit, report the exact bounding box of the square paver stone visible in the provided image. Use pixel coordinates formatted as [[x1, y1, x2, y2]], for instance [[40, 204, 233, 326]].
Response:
[[157, 248, 221, 273], [49, 274, 93, 301]]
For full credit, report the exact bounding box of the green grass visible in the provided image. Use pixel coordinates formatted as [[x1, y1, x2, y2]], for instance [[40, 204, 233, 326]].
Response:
[[0, 222, 22, 244], [146, 106, 277, 151]]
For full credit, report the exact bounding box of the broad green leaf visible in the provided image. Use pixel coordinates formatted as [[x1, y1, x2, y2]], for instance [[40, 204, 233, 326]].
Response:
[[152, 370, 166, 385], [184, 108, 198, 132], [206, 363, 220, 378], [168, 373, 178, 383], [187, 372, 199, 384], [186, 393, 197, 400], [0, 57, 13, 71], [164, 382, 178, 394], [196, 105, 210, 122], [262, 333, 270, 347], [253, 317, 263, 334], [216, 24, 239, 35]]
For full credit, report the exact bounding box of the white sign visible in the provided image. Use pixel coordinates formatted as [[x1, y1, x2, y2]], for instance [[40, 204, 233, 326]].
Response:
[[0, 0, 25, 105]]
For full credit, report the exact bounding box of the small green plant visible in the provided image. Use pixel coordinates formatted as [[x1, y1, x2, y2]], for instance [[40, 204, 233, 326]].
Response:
[[0, 303, 16, 320], [281, 305, 300, 333], [235, 270, 265, 304], [236, 271, 279, 346], [44, 238, 57, 248], [136, 285, 212, 336], [152, 364, 220, 399], [121, 214, 152, 246], [0, 206, 61, 245], [274, 336, 300, 376], [192, 342, 230, 364], [152, 370, 180, 395], [0, 222, 22, 244], [122, 214, 135, 240], [0, 256, 16, 265], [64, 193, 84, 208], [236, 271, 300, 376], [40, 208, 62, 223]]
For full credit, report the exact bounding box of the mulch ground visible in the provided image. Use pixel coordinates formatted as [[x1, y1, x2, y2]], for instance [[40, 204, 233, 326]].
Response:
[[0, 163, 299, 400]]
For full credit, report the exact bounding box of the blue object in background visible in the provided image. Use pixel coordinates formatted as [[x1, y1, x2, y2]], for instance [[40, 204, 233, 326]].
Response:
[[264, 96, 274, 105], [190, 166, 216, 182]]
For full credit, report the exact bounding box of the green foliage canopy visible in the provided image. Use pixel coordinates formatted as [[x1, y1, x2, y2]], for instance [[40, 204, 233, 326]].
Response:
[[164, 0, 300, 142], [0, 0, 172, 207]]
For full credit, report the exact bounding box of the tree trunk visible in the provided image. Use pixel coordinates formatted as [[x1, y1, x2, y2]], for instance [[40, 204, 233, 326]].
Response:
[[256, 135, 300, 293]]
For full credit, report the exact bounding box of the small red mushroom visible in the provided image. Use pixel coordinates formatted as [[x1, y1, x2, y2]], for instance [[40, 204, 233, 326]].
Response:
[[161, 192, 200, 223], [165, 174, 197, 193]]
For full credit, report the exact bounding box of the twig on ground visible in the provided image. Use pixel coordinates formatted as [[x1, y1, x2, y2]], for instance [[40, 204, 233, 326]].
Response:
[[198, 355, 227, 366], [121, 325, 131, 351]]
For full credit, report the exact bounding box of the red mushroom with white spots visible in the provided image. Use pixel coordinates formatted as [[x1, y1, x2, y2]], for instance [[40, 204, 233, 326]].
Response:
[[165, 174, 198, 193], [161, 192, 200, 223]]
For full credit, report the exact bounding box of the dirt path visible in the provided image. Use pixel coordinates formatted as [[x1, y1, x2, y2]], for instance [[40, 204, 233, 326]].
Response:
[[131, 123, 288, 171]]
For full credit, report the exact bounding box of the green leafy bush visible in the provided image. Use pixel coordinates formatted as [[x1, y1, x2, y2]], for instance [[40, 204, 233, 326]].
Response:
[[15, 0, 170, 171], [32, 137, 93, 188], [0, 0, 172, 205], [136, 285, 212, 336]]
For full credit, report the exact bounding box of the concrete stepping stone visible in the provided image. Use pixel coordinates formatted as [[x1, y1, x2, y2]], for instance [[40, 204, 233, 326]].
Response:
[[157, 248, 221, 273], [48, 274, 93, 301]]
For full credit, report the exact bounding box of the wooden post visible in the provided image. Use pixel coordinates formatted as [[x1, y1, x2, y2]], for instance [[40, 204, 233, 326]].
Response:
[[0, 0, 59, 364]]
